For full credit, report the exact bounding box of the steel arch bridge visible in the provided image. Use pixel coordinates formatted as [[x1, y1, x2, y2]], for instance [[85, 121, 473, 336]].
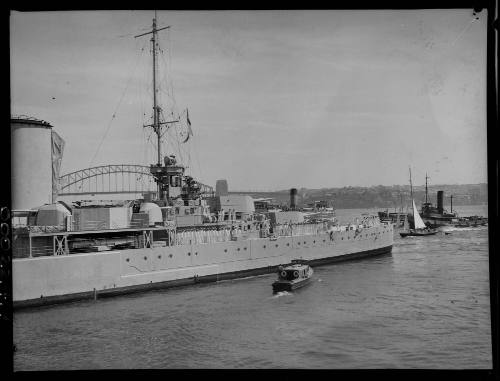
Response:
[[58, 164, 213, 196]]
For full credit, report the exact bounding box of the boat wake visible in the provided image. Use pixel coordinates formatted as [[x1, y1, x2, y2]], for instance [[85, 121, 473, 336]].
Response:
[[272, 291, 293, 298], [439, 226, 488, 232]]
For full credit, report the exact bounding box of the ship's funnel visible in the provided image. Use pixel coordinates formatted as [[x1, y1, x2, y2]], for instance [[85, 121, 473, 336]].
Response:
[[437, 191, 444, 214], [11, 116, 65, 209], [216, 179, 228, 197], [290, 188, 298, 210]]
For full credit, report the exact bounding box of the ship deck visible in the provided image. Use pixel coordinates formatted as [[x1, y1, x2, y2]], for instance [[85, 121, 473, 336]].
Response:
[[27, 226, 170, 237]]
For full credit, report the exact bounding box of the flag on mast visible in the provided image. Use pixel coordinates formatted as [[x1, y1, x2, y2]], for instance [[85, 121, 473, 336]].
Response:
[[187, 108, 193, 135], [182, 108, 193, 143]]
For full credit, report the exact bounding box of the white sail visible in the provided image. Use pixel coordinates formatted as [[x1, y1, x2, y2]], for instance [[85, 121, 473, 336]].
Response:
[[412, 200, 426, 229]]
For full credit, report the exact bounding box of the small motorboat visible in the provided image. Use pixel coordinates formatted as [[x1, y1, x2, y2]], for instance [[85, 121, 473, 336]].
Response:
[[272, 260, 313, 293]]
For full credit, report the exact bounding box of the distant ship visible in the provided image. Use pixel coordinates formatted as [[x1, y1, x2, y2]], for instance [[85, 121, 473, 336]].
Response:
[[454, 215, 488, 228], [419, 174, 459, 228], [377, 191, 410, 228], [11, 13, 393, 309], [377, 210, 409, 228], [301, 199, 336, 224]]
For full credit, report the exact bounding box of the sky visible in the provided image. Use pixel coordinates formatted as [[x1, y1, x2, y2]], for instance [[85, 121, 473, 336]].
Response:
[[10, 10, 488, 191]]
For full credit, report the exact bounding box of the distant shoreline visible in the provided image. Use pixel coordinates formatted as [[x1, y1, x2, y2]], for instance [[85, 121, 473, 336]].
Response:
[[334, 203, 488, 211], [231, 183, 488, 210]]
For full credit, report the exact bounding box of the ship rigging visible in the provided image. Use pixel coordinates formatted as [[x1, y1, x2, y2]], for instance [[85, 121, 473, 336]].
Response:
[[135, 12, 198, 205]]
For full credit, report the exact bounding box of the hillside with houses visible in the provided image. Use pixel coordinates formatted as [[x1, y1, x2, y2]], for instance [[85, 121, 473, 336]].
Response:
[[233, 183, 488, 210]]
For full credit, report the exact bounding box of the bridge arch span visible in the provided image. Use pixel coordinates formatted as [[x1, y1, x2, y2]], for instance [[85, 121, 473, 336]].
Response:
[[58, 164, 213, 197]]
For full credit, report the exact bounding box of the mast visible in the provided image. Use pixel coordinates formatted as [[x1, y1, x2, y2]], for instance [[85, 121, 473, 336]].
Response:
[[409, 167, 413, 201], [136, 12, 170, 164], [152, 14, 160, 166], [409, 166, 414, 221], [425, 173, 429, 204], [135, 12, 172, 200]]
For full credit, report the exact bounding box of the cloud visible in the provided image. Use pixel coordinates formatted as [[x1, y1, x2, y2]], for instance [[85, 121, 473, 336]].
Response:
[[10, 10, 487, 188]]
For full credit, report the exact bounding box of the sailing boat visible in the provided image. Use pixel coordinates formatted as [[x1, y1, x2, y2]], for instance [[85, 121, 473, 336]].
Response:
[[400, 168, 438, 237]]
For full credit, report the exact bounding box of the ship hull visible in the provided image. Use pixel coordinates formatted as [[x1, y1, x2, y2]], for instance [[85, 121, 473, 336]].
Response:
[[272, 277, 312, 292], [399, 229, 438, 237], [421, 216, 458, 228], [13, 225, 393, 309]]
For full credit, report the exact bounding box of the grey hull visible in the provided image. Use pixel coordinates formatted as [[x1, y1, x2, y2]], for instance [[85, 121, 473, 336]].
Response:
[[14, 244, 393, 309]]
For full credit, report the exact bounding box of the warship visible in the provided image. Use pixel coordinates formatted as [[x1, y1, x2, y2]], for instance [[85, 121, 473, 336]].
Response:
[[11, 14, 394, 309]]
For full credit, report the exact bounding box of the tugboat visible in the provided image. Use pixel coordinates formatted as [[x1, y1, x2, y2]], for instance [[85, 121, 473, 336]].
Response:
[[400, 168, 438, 237], [419, 174, 459, 228], [272, 260, 314, 293]]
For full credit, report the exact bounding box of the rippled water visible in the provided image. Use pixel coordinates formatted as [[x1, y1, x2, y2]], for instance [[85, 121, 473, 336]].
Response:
[[13, 206, 491, 369]]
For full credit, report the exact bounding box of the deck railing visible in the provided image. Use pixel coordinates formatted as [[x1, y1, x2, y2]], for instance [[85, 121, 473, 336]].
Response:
[[175, 229, 233, 245], [13, 216, 385, 258]]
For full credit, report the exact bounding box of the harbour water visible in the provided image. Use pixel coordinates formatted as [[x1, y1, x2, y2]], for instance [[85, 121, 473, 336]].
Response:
[[13, 205, 491, 369]]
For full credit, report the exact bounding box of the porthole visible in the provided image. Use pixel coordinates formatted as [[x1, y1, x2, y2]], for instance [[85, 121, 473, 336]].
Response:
[[188, 252, 191, 256], [169, 254, 173, 258], [275, 244, 279, 247], [304, 241, 306, 244], [224, 249, 228, 253], [313, 240, 316, 243], [237, 248, 240, 251], [298, 242, 300, 245], [323, 239, 326, 242], [244, 247, 247, 250], [263, 245, 266, 248], [287, 243, 290, 246], [144, 256, 147, 260], [158, 255, 161, 259], [195, 252, 198, 255], [126, 258, 130, 262]]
